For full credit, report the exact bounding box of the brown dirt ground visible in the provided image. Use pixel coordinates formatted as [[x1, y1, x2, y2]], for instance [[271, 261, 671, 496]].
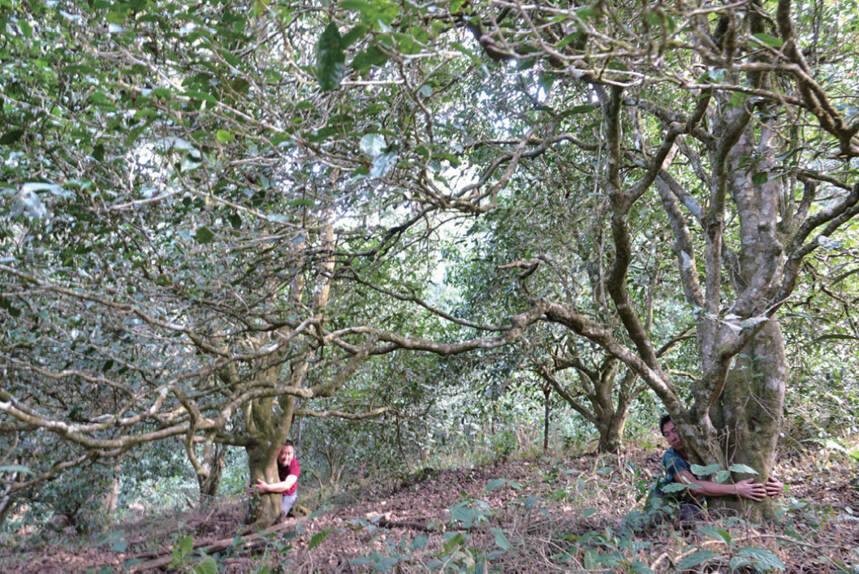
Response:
[[1, 447, 856, 573]]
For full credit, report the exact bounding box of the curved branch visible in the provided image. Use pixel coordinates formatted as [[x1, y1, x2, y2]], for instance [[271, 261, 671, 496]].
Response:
[[294, 406, 394, 420], [542, 301, 680, 411]]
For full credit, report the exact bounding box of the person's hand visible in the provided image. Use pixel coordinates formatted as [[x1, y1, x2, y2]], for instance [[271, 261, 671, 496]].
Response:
[[734, 478, 767, 501], [765, 476, 783, 498], [254, 479, 269, 494]]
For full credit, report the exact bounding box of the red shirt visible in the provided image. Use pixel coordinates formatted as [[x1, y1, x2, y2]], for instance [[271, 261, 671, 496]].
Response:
[[278, 457, 300, 496]]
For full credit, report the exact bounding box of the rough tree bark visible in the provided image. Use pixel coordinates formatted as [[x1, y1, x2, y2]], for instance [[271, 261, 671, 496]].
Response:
[[703, 110, 789, 515], [195, 441, 225, 506]]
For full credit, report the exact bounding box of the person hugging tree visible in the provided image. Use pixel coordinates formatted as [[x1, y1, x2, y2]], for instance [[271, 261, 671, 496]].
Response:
[[625, 415, 782, 530], [252, 440, 300, 520]]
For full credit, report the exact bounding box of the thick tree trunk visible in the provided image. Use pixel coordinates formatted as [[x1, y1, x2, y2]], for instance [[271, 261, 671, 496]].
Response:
[[709, 319, 786, 518], [244, 387, 298, 527], [596, 409, 627, 453], [245, 440, 284, 527]]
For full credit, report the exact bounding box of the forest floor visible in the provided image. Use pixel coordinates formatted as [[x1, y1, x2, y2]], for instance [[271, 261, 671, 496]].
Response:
[[1, 446, 857, 573]]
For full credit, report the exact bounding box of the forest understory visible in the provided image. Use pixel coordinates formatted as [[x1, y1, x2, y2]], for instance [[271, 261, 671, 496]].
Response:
[[1, 446, 856, 573]]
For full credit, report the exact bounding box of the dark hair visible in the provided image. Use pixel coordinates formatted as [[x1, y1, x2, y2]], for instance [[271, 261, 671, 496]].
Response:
[[659, 414, 672, 434], [283, 439, 294, 448]]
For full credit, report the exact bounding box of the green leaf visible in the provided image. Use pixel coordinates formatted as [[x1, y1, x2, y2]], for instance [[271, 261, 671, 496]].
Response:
[[341, 24, 368, 49], [316, 23, 346, 91], [697, 525, 731, 544], [308, 528, 330, 550], [491, 526, 510, 551], [661, 483, 689, 493], [216, 130, 234, 143], [557, 32, 584, 50], [691, 463, 722, 476], [731, 556, 754, 571], [715, 470, 731, 483], [736, 546, 785, 572], [18, 18, 32, 38], [93, 143, 105, 162], [0, 465, 34, 475], [752, 172, 768, 185], [411, 535, 429, 549], [752, 33, 783, 48], [676, 549, 719, 570], [665, 14, 677, 33], [0, 128, 24, 145], [175, 535, 194, 559], [193, 557, 218, 574], [341, 0, 399, 28], [194, 227, 215, 244], [485, 478, 507, 491], [538, 73, 555, 93], [109, 530, 127, 553], [450, 0, 465, 13], [185, 89, 217, 104], [227, 213, 242, 229], [630, 560, 655, 574], [451, 503, 476, 527], [562, 104, 598, 117], [394, 32, 420, 55], [728, 463, 759, 475], [0, 296, 22, 318], [373, 553, 400, 571], [575, 7, 596, 19], [352, 44, 387, 74], [443, 532, 465, 553], [813, 334, 859, 343]]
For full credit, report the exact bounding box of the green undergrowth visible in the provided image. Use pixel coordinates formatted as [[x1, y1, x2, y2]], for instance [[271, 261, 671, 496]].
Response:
[[150, 447, 858, 573], [1, 443, 856, 573]]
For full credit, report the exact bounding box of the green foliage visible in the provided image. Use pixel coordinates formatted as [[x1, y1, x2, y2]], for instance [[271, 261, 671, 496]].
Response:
[[316, 22, 346, 91], [731, 546, 786, 573], [193, 557, 219, 574], [170, 534, 194, 569], [7, 443, 119, 534], [450, 499, 491, 529], [307, 528, 331, 551], [347, 495, 513, 572], [677, 550, 720, 570], [110, 532, 128, 554], [489, 430, 518, 463], [668, 522, 789, 573], [219, 449, 251, 497]]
